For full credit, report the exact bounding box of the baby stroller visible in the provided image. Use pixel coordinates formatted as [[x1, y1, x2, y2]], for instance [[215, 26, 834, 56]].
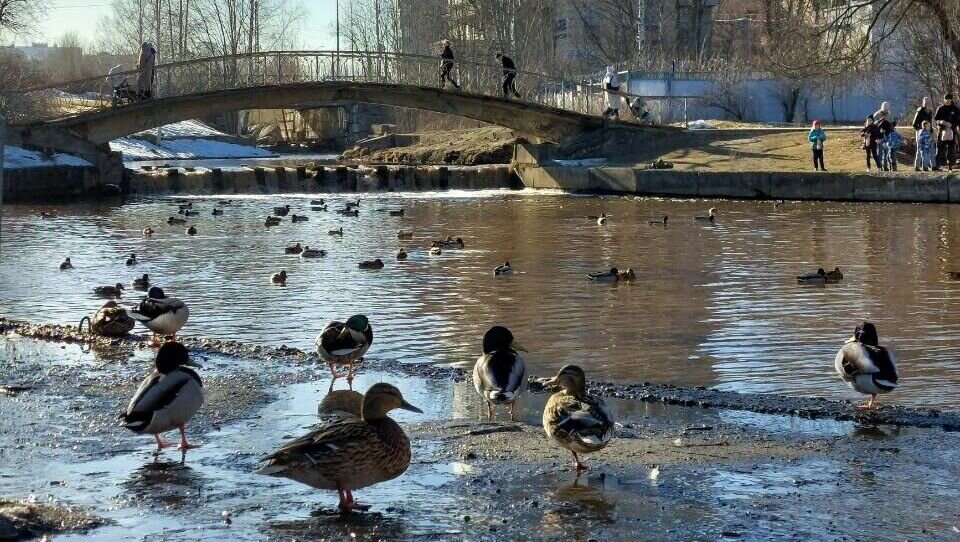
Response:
[[629, 97, 652, 124], [107, 65, 137, 106]]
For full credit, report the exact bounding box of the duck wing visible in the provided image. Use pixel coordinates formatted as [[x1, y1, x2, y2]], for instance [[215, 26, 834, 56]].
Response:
[[130, 297, 185, 322], [121, 368, 202, 430], [257, 419, 389, 474], [548, 394, 614, 446], [316, 321, 369, 356]]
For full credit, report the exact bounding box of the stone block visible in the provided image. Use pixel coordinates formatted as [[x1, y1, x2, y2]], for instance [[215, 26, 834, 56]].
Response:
[[698, 171, 771, 198], [769, 172, 855, 200], [634, 170, 698, 196]]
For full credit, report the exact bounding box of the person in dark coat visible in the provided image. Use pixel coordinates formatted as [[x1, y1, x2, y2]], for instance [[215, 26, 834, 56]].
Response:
[[912, 97, 934, 170], [496, 52, 521, 99], [860, 116, 882, 171], [438, 39, 460, 89], [934, 93, 960, 169]]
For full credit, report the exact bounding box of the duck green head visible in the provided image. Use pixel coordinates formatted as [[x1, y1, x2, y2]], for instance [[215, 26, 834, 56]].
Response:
[[155, 341, 202, 373], [855, 322, 879, 346], [345, 314, 369, 332], [482, 325, 527, 354]]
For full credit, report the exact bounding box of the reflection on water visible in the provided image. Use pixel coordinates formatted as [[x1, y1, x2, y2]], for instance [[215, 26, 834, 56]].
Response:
[[4, 191, 960, 409]]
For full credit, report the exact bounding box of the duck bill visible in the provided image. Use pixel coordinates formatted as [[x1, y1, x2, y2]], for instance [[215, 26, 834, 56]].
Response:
[[183, 359, 203, 369], [511, 340, 529, 352], [400, 400, 423, 414], [543, 377, 559, 388]]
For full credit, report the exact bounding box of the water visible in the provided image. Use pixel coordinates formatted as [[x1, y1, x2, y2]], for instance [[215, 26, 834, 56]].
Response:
[[3, 190, 960, 409]]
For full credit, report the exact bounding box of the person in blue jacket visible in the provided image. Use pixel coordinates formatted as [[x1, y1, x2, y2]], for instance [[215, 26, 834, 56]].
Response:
[[808, 120, 827, 171]]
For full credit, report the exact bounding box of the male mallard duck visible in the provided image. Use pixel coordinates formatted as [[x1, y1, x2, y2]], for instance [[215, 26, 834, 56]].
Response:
[[126, 253, 138, 266], [167, 216, 186, 225], [493, 262, 513, 276], [396, 248, 408, 260], [271, 270, 288, 285], [429, 247, 442, 256], [120, 341, 204, 451], [93, 282, 125, 297], [694, 208, 717, 222], [389, 209, 404, 217], [301, 247, 327, 259], [285, 242, 303, 255], [130, 286, 189, 343], [329, 227, 344, 236], [133, 274, 150, 289], [212, 208, 224, 216], [291, 214, 309, 223], [142, 227, 155, 236], [310, 199, 326, 206], [597, 213, 608, 225], [256, 383, 421, 512], [315, 315, 372, 384], [587, 267, 619, 282], [265, 216, 282, 227], [317, 389, 364, 419], [186, 226, 197, 235], [797, 268, 827, 284], [649, 215, 668, 226], [79, 300, 136, 337], [825, 267, 843, 282], [473, 326, 527, 421], [618, 268, 636, 281], [274, 204, 291, 216], [834, 322, 899, 409], [358, 259, 385, 270], [433, 237, 464, 249], [543, 365, 614, 470], [397, 230, 414, 240], [59, 257, 74, 270]]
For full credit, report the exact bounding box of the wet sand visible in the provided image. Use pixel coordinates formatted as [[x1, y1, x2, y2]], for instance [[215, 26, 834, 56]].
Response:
[[2, 330, 959, 541]]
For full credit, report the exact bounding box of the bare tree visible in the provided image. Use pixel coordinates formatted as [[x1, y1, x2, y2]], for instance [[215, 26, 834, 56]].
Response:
[[702, 62, 752, 120], [0, 0, 40, 36]]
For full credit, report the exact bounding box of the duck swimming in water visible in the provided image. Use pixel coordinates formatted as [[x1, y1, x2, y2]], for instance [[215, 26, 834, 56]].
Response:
[[473, 326, 527, 421], [133, 274, 150, 289], [395, 248, 408, 260], [300, 247, 327, 259], [358, 258, 385, 270], [694, 208, 717, 223], [284, 242, 303, 255], [596, 213, 608, 225], [130, 286, 189, 344], [834, 322, 899, 409], [649, 215, 668, 226], [167, 216, 186, 225], [126, 253, 138, 266], [825, 267, 843, 282], [59, 257, 74, 270], [329, 227, 344, 236], [142, 227, 155, 236], [618, 268, 636, 281], [543, 365, 614, 470], [797, 268, 827, 284], [397, 230, 414, 240], [587, 268, 619, 282], [93, 283, 125, 297], [212, 208, 224, 216], [291, 214, 309, 223], [271, 270, 287, 285], [273, 204, 291, 217], [186, 226, 197, 235], [493, 262, 513, 276]]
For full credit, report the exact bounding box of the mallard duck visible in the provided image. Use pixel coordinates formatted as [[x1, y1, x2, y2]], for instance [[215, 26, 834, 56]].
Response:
[[271, 270, 288, 285], [597, 213, 608, 225], [186, 226, 197, 235], [774, 199, 786, 210], [79, 300, 136, 337], [39, 211, 57, 219], [291, 214, 309, 223], [274, 204, 291, 216], [59, 257, 74, 270], [429, 247, 442, 256], [543, 365, 614, 470], [183, 209, 200, 217], [432, 237, 464, 249], [337, 209, 360, 217], [317, 389, 364, 419], [217, 200, 233, 206], [473, 326, 527, 421], [177, 202, 193, 210], [133, 274, 150, 289], [167, 216, 186, 225], [396, 248, 408, 260], [315, 315, 372, 384], [130, 286, 189, 343], [94, 282, 125, 297], [649, 215, 668, 226], [329, 227, 344, 236], [834, 322, 899, 409], [694, 208, 717, 222], [797, 268, 827, 284], [358, 259, 384, 270], [345, 199, 361, 209], [120, 342, 204, 451], [312, 205, 329, 212], [389, 209, 404, 217], [310, 199, 326, 206], [618, 268, 636, 281], [256, 383, 421, 512], [285, 242, 303, 255], [493, 262, 513, 276], [397, 230, 414, 240], [301, 247, 326, 259], [587, 267, 619, 282], [825, 267, 843, 282], [126, 253, 138, 266], [265, 216, 282, 227], [142, 227, 155, 236], [212, 208, 224, 216]]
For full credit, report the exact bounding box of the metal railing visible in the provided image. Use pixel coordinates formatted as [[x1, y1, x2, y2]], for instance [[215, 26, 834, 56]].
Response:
[[13, 50, 664, 125]]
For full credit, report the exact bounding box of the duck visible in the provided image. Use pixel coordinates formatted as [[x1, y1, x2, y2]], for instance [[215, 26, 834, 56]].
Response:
[[396, 248, 408, 260], [129, 286, 190, 344], [310, 199, 326, 206], [311, 205, 329, 212], [79, 300, 136, 337], [493, 262, 513, 276], [217, 200, 233, 206], [291, 214, 309, 223], [265, 216, 282, 227], [389, 209, 404, 217], [133, 274, 150, 290], [694, 208, 718, 223], [177, 202, 193, 210], [649, 215, 668, 226], [825, 267, 843, 283], [433, 237, 464, 249], [797, 268, 827, 284], [186, 226, 197, 235], [358, 258, 385, 270], [338, 209, 360, 217], [270, 270, 287, 285], [317, 389, 364, 419], [473, 326, 527, 421], [834, 322, 899, 409], [212, 208, 224, 216], [93, 283, 125, 297], [774, 199, 786, 210], [315, 314, 372, 384], [255, 383, 421, 512], [397, 230, 414, 240], [285, 242, 303, 254], [587, 267, 619, 282], [345, 199, 361, 209], [300, 247, 327, 259], [120, 341, 204, 451], [39, 211, 57, 219], [142, 227, 155, 236], [274, 204, 291, 216], [429, 247, 442, 256], [597, 213, 608, 225], [329, 227, 344, 236], [167, 216, 186, 225], [183, 209, 200, 217], [618, 268, 636, 281], [59, 257, 74, 270], [125, 253, 138, 266], [543, 365, 615, 470]]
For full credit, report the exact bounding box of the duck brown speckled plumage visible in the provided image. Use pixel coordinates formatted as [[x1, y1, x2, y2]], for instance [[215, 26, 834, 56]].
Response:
[[543, 365, 614, 471]]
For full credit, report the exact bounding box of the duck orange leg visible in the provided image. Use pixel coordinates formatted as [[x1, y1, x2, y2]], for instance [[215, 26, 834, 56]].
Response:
[[177, 425, 199, 450], [571, 451, 587, 471], [856, 394, 878, 409], [486, 401, 494, 421], [154, 434, 173, 450]]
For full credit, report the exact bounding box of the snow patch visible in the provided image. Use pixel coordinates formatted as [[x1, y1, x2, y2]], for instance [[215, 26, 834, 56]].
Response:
[[3, 146, 93, 169], [110, 137, 275, 161]]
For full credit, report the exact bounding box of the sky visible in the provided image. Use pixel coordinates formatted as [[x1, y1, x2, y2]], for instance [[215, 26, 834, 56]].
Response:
[[26, 0, 338, 49]]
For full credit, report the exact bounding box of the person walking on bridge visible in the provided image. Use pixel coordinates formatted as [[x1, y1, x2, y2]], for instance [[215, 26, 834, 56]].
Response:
[[439, 39, 460, 90], [496, 52, 521, 99]]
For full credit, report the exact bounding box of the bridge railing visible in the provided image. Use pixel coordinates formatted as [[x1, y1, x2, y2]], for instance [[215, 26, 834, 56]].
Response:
[[12, 50, 647, 125]]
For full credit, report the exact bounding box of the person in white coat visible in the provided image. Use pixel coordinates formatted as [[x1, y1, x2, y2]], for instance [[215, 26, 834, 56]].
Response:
[[602, 66, 622, 119]]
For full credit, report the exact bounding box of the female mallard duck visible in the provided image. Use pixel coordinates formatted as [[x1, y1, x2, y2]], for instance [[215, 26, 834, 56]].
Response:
[[493, 262, 513, 276], [256, 383, 421, 512], [396, 248, 408, 260], [397, 230, 414, 240], [543, 365, 614, 470], [93, 283, 125, 297], [315, 315, 372, 384], [133, 274, 150, 290], [273, 204, 291, 216], [130, 286, 189, 343], [125, 253, 138, 266], [338, 209, 360, 217], [59, 257, 74, 270], [186, 226, 197, 235], [142, 227, 155, 236], [212, 208, 224, 216], [271, 270, 287, 285], [825, 267, 843, 282], [329, 227, 344, 236], [167, 216, 186, 225], [358, 258, 384, 270], [435, 237, 465, 249], [429, 247, 442, 256], [317, 389, 364, 419], [649, 215, 668, 226], [301, 247, 327, 259], [618, 268, 636, 281], [797, 268, 827, 284], [473, 326, 527, 421], [587, 268, 619, 282], [120, 341, 204, 451], [265, 216, 281, 227], [183, 209, 200, 217], [285, 242, 303, 255], [291, 214, 309, 223], [79, 300, 136, 337], [834, 322, 899, 409], [694, 208, 717, 222]]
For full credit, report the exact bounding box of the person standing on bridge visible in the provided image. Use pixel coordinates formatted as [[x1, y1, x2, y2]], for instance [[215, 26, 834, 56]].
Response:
[[439, 39, 461, 90], [496, 52, 521, 99], [601, 66, 622, 119], [137, 42, 158, 100]]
